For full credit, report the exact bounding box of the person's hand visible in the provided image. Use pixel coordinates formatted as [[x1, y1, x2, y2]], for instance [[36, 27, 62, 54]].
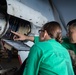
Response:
[[11, 31, 27, 41]]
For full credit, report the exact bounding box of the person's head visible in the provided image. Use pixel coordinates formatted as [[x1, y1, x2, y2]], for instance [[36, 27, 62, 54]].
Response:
[[67, 19, 76, 43], [38, 21, 62, 42]]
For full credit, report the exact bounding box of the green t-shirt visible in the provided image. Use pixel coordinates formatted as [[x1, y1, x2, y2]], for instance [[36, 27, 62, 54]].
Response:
[[62, 37, 76, 54], [23, 37, 74, 75]]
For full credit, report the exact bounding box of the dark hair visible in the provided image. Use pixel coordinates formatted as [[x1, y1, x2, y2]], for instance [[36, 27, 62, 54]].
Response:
[[42, 21, 62, 43], [67, 19, 76, 27]]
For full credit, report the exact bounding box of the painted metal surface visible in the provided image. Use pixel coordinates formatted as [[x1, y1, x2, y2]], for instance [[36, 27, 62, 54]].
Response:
[[0, 13, 9, 38], [0, 14, 6, 35], [18, 0, 55, 21], [6, 0, 50, 27]]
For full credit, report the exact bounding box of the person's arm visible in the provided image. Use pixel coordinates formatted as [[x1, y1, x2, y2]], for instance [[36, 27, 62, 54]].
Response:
[[11, 31, 34, 42], [23, 44, 42, 75]]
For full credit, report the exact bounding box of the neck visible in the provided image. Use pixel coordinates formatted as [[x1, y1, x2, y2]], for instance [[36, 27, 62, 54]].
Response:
[[44, 35, 51, 41]]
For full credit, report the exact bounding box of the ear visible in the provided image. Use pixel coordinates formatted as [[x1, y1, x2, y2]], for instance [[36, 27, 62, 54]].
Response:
[[44, 30, 47, 37]]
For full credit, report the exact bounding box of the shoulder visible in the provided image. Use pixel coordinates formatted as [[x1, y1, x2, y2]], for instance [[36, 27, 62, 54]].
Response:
[[62, 37, 70, 43], [32, 40, 53, 52], [62, 37, 69, 41], [35, 41, 52, 48]]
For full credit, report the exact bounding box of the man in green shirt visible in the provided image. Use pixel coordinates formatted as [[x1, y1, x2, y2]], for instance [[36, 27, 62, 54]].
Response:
[[12, 21, 74, 75], [61, 19, 76, 54]]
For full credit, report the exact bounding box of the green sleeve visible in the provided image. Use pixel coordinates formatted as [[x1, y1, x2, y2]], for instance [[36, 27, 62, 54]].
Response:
[[23, 44, 42, 75], [34, 36, 39, 43]]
